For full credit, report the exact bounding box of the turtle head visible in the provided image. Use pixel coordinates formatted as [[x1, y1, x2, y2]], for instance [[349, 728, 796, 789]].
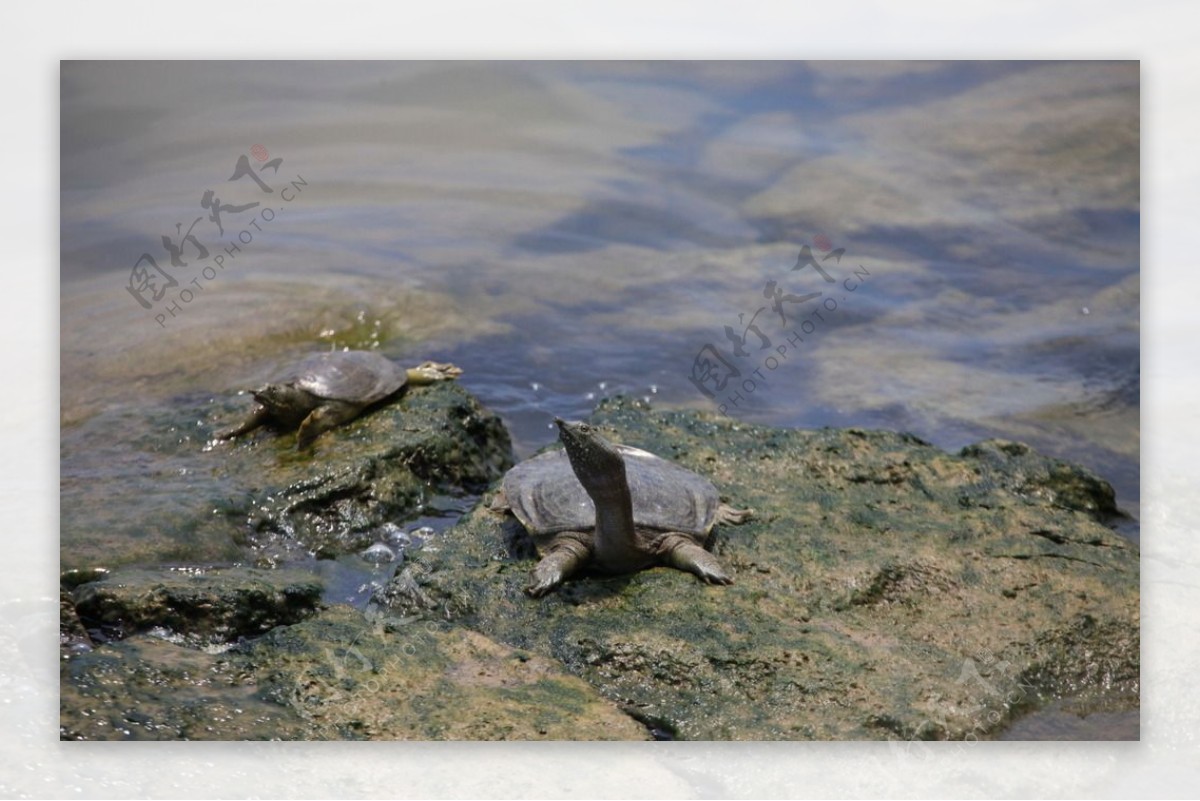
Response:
[[555, 418, 627, 497]]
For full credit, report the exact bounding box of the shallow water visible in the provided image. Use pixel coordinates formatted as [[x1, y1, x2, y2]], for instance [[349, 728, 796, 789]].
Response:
[[60, 61, 1140, 738]]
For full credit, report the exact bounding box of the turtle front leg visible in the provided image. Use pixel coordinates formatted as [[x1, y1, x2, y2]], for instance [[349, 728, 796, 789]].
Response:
[[216, 405, 270, 441], [525, 534, 591, 598], [296, 401, 361, 450], [659, 534, 734, 586]]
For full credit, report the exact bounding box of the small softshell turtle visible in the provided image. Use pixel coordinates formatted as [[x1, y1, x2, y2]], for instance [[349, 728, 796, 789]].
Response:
[[492, 418, 752, 597], [217, 350, 462, 449]]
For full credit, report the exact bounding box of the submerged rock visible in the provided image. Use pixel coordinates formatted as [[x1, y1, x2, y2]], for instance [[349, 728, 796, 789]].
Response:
[[377, 397, 1139, 740]]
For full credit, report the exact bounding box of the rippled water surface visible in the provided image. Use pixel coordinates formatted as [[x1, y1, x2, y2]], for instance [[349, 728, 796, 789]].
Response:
[[60, 60, 1139, 738]]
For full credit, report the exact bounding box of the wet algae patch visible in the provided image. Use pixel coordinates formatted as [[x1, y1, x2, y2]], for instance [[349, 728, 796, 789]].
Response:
[[60, 634, 316, 741], [244, 605, 651, 740], [61, 605, 650, 741], [380, 397, 1139, 740], [61, 380, 513, 571]]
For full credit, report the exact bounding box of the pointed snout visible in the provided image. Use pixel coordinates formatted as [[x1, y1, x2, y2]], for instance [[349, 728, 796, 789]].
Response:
[[554, 417, 584, 447], [554, 417, 584, 441]]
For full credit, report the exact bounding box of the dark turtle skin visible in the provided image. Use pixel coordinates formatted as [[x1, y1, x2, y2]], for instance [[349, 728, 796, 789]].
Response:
[[217, 350, 462, 449], [492, 418, 752, 597]]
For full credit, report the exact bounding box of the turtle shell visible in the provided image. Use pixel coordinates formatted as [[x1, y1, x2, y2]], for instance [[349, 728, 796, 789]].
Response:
[[291, 351, 407, 404], [502, 444, 720, 538]]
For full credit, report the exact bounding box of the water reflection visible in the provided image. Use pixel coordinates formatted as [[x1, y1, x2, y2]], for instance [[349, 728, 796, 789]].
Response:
[[61, 57, 1138, 516]]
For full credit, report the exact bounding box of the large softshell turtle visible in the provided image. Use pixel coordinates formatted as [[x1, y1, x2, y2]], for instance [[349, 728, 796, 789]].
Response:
[[492, 418, 752, 597], [218, 350, 461, 449]]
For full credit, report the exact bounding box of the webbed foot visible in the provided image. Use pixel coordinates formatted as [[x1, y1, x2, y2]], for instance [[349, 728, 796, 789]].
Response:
[[715, 504, 753, 525], [662, 537, 734, 586], [524, 562, 568, 598], [296, 402, 360, 450], [215, 406, 269, 441], [523, 536, 590, 598]]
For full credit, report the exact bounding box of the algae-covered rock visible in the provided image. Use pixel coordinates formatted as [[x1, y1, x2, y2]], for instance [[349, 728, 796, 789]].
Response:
[[61, 605, 650, 741], [221, 380, 513, 559], [60, 380, 513, 571], [59, 397, 1138, 741], [60, 635, 314, 741], [378, 397, 1139, 740], [70, 566, 324, 647], [60, 587, 93, 655], [245, 605, 651, 740]]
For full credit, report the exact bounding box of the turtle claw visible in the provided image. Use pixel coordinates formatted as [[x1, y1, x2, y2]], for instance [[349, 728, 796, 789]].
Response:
[[690, 558, 733, 586], [524, 543, 592, 598], [524, 568, 564, 598], [215, 406, 270, 442], [699, 570, 734, 586], [716, 504, 753, 525], [664, 540, 733, 587], [523, 580, 555, 598]]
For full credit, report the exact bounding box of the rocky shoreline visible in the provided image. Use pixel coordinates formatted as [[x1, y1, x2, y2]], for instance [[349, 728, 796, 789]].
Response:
[[61, 393, 1138, 740]]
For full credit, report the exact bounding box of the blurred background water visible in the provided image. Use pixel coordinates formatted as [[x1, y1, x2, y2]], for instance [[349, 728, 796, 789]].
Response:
[[60, 60, 1139, 737]]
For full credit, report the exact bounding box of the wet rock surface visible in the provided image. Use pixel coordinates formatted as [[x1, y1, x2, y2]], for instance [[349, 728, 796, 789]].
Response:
[[60, 397, 1137, 740], [377, 397, 1139, 740], [61, 605, 649, 741], [69, 566, 325, 648], [222, 380, 514, 560], [59, 381, 648, 741], [60, 635, 313, 741], [243, 605, 651, 740]]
